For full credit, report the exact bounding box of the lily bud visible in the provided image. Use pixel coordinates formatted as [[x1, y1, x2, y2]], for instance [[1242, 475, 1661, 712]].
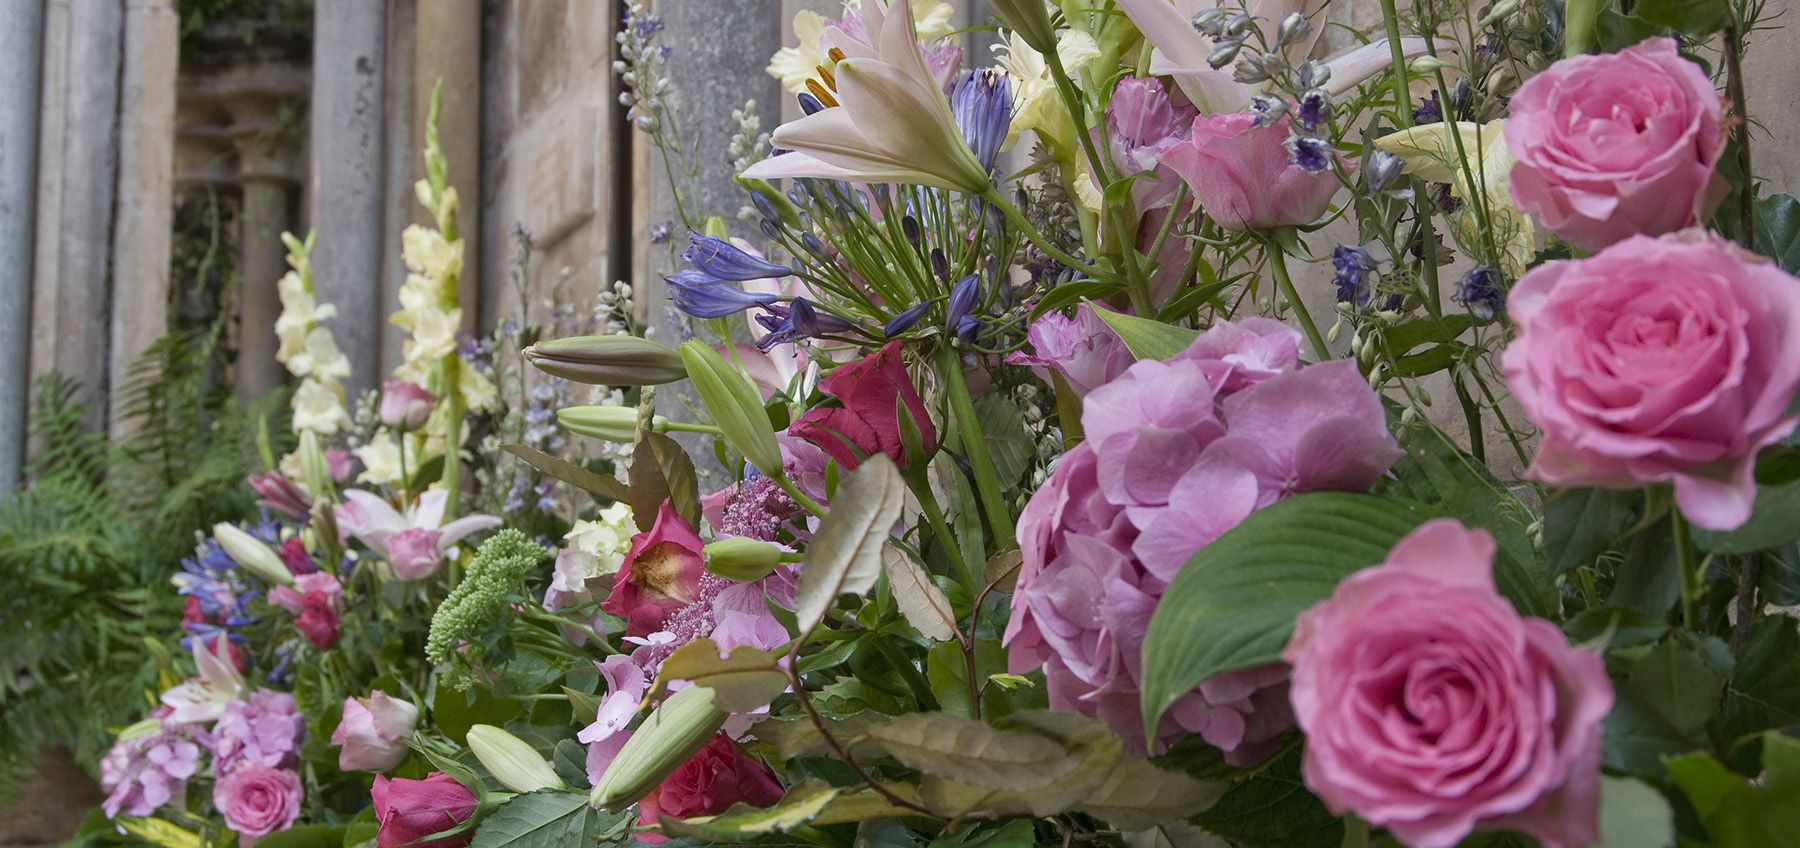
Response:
[[525, 336, 687, 386], [212, 523, 295, 587], [679, 341, 782, 477], [590, 685, 728, 811], [703, 537, 784, 582], [466, 725, 564, 794], [558, 405, 665, 443], [297, 430, 333, 503], [989, 0, 1058, 56]]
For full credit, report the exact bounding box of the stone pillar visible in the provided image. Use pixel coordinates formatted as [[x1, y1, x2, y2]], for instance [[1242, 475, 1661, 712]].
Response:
[[237, 142, 301, 399], [108, 0, 179, 438], [412, 0, 482, 329], [31, 0, 124, 429], [0, 0, 45, 492], [309, 0, 387, 398]]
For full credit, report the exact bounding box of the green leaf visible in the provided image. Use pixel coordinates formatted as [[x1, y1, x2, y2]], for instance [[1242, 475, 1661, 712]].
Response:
[[1603, 632, 1732, 777], [1716, 616, 1800, 756], [1381, 315, 1473, 357], [1757, 543, 1800, 606], [1610, 523, 1682, 617], [1542, 487, 1639, 575], [1194, 744, 1342, 848], [859, 712, 1081, 792], [470, 791, 614, 848], [1594, 8, 1660, 52], [1140, 493, 1439, 733], [972, 393, 1033, 490], [646, 638, 789, 713], [550, 738, 589, 789], [795, 455, 905, 632], [1075, 749, 1227, 830], [1666, 733, 1800, 847], [1031, 280, 1126, 319], [885, 547, 958, 641], [243, 825, 346, 848], [1597, 775, 1675, 848], [657, 782, 842, 839], [1693, 477, 1800, 554], [1091, 306, 1200, 360], [1746, 193, 1800, 275], [630, 431, 701, 529], [1634, 0, 1727, 36], [501, 444, 628, 502]]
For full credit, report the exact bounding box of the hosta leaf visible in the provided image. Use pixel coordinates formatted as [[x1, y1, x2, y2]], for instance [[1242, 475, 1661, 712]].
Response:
[[883, 547, 957, 641], [1092, 306, 1200, 360], [646, 638, 788, 713]]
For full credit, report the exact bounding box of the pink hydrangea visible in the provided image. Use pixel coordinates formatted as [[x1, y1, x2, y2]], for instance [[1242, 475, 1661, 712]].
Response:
[[1006, 319, 1401, 759], [206, 690, 304, 777], [1285, 521, 1612, 848], [101, 721, 202, 819], [1006, 303, 1136, 398]]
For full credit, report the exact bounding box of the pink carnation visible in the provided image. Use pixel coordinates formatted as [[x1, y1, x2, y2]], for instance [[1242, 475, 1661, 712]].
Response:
[[1285, 520, 1613, 848], [1502, 231, 1800, 530]]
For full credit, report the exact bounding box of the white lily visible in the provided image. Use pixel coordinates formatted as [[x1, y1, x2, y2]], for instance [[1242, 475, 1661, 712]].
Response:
[[740, 0, 990, 193], [1114, 0, 1438, 114], [160, 634, 245, 725], [1374, 120, 1535, 274]]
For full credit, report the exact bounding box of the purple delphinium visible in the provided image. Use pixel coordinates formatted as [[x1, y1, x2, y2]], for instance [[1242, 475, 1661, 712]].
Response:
[[1455, 266, 1506, 322], [1332, 245, 1378, 307]]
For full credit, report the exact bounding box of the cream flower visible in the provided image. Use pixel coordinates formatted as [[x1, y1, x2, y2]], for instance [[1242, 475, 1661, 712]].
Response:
[[767, 0, 957, 93], [992, 28, 1098, 150], [353, 432, 404, 486], [289, 327, 351, 381], [1374, 120, 1535, 275], [404, 307, 461, 366], [459, 364, 497, 413], [566, 502, 639, 575], [401, 224, 462, 283], [292, 379, 352, 435]]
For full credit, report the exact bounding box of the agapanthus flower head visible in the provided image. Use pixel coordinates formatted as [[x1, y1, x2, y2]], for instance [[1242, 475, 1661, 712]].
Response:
[[944, 274, 981, 340], [1455, 266, 1506, 322], [950, 68, 1013, 176], [682, 233, 793, 281], [667, 270, 780, 319], [882, 301, 931, 337], [752, 298, 854, 351]]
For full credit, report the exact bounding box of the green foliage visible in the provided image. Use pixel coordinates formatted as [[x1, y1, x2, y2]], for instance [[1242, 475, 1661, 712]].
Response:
[[1666, 732, 1800, 847], [0, 323, 270, 796], [426, 529, 552, 689]]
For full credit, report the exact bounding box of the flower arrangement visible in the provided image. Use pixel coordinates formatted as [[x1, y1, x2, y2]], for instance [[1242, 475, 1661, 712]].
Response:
[[74, 1, 1800, 847]]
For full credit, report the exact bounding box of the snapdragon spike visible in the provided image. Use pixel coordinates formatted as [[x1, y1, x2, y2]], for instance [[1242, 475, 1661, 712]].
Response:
[[682, 233, 792, 281], [666, 271, 779, 319], [951, 69, 1012, 176]]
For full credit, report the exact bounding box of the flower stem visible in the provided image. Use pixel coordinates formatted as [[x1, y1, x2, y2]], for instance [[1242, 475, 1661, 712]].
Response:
[[660, 420, 723, 436], [1266, 245, 1330, 361], [1673, 505, 1702, 630], [1724, 9, 1755, 247], [774, 472, 827, 519], [982, 187, 1088, 274], [936, 345, 1016, 547]]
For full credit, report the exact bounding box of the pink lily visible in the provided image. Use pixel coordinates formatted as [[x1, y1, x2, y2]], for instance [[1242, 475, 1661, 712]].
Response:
[[1114, 0, 1439, 114], [160, 634, 245, 725], [337, 489, 502, 581]]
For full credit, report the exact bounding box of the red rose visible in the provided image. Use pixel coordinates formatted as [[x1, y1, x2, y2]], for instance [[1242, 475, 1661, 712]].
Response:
[[635, 734, 783, 843], [789, 341, 935, 470], [371, 773, 477, 848]]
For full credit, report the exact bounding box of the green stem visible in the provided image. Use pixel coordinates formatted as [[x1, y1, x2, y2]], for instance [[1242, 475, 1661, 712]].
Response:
[[1266, 245, 1329, 361], [936, 345, 1015, 547], [661, 420, 723, 436], [982, 187, 1088, 273], [1673, 505, 1701, 629], [905, 470, 978, 592], [1378, 0, 1413, 127], [775, 472, 827, 519], [440, 357, 463, 518]]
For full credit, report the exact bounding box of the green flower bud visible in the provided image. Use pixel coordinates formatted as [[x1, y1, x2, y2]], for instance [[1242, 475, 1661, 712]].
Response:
[[466, 725, 565, 794], [678, 341, 782, 476], [297, 430, 333, 502], [703, 537, 784, 582], [525, 336, 687, 386], [590, 685, 728, 811], [558, 406, 666, 443], [990, 0, 1059, 55], [212, 523, 295, 587]]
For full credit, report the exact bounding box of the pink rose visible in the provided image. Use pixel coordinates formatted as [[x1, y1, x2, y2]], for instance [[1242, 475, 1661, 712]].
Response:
[[378, 380, 436, 430], [634, 734, 783, 844], [1506, 38, 1727, 252], [371, 773, 477, 848], [1502, 232, 1800, 530], [789, 341, 936, 470], [332, 692, 420, 772], [1005, 303, 1135, 398], [603, 501, 706, 637], [213, 765, 302, 845], [1161, 113, 1339, 231], [1285, 520, 1613, 848]]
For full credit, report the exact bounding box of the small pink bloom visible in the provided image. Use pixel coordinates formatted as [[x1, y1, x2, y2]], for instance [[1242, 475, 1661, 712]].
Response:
[[1506, 38, 1727, 252], [332, 692, 420, 772], [789, 341, 936, 470], [371, 773, 477, 848], [1006, 303, 1135, 398], [337, 490, 501, 581], [387, 528, 445, 581], [247, 472, 310, 521], [379, 380, 437, 430], [634, 734, 783, 843], [214, 765, 302, 845], [1285, 520, 1613, 848], [603, 502, 707, 637], [1105, 76, 1198, 211], [277, 537, 317, 575], [1161, 113, 1340, 231], [296, 592, 340, 649], [325, 449, 356, 483], [1502, 232, 1800, 530]]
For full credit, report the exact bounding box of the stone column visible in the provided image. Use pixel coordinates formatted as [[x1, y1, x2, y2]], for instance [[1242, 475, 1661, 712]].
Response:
[[237, 142, 301, 399], [309, 0, 388, 398], [108, 0, 179, 438], [31, 0, 124, 429], [412, 0, 482, 329], [0, 0, 46, 492]]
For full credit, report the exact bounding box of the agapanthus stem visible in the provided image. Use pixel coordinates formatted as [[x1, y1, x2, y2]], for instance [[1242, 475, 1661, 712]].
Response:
[[1266, 245, 1330, 361], [936, 345, 1016, 547], [1673, 506, 1702, 630], [981, 187, 1088, 275]]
